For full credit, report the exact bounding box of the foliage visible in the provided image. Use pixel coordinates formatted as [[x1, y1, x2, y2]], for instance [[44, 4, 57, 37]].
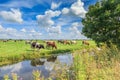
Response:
[[32, 70, 44, 80], [94, 44, 120, 62], [72, 50, 92, 80], [4, 73, 18, 80], [49, 61, 71, 80], [11, 73, 18, 80], [82, 0, 120, 47], [4, 75, 10, 80]]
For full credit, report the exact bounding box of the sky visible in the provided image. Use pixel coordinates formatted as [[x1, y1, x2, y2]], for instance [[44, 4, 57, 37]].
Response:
[[0, 0, 98, 40]]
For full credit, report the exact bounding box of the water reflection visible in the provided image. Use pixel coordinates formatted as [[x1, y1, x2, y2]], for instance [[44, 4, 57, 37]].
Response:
[[31, 59, 45, 66], [0, 53, 73, 80], [47, 56, 57, 62]]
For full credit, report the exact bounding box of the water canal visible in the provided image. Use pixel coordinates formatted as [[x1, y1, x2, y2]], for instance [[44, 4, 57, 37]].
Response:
[[0, 53, 73, 80]]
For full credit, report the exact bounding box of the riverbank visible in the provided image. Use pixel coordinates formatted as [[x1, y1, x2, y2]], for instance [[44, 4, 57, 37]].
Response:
[[2, 44, 120, 80], [71, 44, 120, 80], [0, 40, 96, 66], [42, 45, 120, 80]]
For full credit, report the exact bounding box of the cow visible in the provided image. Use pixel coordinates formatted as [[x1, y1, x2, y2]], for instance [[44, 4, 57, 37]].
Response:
[[3, 40, 8, 42], [46, 41, 57, 49], [58, 40, 64, 44], [14, 40, 17, 42], [82, 40, 90, 46], [70, 40, 77, 44], [63, 40, 71, 45], [31, 42, 44, 50], [25, 40, 31, 44]]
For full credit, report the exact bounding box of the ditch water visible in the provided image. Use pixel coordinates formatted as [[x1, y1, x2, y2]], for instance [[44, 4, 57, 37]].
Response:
[[0, 53, 73, 80]]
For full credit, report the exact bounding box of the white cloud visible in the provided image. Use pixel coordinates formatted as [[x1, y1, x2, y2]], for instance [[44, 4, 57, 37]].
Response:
[[62, 0, 87, 18], [71, 22, 83, 27], [45, 10, 61, 17], [0, 25, 43, 39], [70, 26, 81, 35], [47, 25, 61, 34], [5, 28, 18, 38], [71, 0, 87, 18], [51, 2, 61, 10], [69, 22, 84, 38], [0, 0, 88, 40], [0, 26, 19, 38], [0, 26, 17, 34], [29, 29, 42, 36], [0, 25, 5, 32], [30, 29, 36, 33], [6, 27, 17, 33], [0, 8, 23, 23], [29, 32, 42, 37], [62, 8, 70, 14], [36, 10, 61, 27], [20, 28, 26, 32]]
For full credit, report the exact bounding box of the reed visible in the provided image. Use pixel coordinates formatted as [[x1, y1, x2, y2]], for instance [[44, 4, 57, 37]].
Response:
[[72, 44, 120, 80]]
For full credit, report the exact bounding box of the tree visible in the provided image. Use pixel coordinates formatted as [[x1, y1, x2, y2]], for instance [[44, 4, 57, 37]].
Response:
[[82, 0, 120, 47]]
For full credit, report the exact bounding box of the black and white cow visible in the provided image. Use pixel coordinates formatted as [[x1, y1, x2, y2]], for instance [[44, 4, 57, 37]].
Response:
[[31, 42, 44, 50]]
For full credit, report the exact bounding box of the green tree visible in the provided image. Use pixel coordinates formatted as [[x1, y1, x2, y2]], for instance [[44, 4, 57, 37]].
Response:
[[82, 0, 120, 47]]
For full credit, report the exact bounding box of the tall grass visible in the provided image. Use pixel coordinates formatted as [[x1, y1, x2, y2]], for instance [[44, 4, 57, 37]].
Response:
[[72, 44, 120, 80], [4, 73, 18, 80]]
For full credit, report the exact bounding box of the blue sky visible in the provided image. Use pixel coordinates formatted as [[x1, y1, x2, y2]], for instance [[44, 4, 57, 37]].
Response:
[[0, 0, 98, 39]]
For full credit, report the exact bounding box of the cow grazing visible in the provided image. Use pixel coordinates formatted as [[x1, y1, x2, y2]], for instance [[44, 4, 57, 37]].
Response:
[[58, 40, 71, 45], [82, 40, 89, 46], [25, 40, 31, 44], [35, 43, 44, 49], [46, 41, 57, 49], [14, 40, 17, 42], [70, 40, 77, 44], [3, 40, 8, 42], [58, 40, 64, 44], [63, 40, 71, 45], [31, 42, 44, 50]]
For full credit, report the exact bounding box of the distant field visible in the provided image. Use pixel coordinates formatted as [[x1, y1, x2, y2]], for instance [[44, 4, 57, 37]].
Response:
[[0, 40, 96, 66]]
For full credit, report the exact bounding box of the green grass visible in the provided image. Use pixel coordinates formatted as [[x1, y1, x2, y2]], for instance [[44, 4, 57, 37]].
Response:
[[3, 43, 120, 80], [0, 40, 96, 66], [71, 44, 120, 80]]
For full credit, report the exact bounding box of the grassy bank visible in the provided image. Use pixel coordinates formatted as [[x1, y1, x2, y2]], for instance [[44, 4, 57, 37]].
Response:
[[3, 44, 120, 80], [0, 40, 96, 66], [71, 44, 120, 80]]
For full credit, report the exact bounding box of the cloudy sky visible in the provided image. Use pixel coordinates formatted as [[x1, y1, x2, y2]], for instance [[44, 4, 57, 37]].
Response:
[[0, 0, 98, 39]]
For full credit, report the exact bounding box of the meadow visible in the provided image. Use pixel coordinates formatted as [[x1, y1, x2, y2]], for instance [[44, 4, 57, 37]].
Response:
[[2, 40, 119, 80], [0, 40, 96, 66], [3, 43, 120, 80]]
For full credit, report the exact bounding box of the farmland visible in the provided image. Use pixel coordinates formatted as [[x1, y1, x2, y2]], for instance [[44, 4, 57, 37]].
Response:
[[1, 41, 120, 80], [0, 40, 96, 66]]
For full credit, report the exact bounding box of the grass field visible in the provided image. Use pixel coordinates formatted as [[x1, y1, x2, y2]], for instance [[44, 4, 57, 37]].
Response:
[[1, 40, 120, 80], [0, 40, 96, 66]]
